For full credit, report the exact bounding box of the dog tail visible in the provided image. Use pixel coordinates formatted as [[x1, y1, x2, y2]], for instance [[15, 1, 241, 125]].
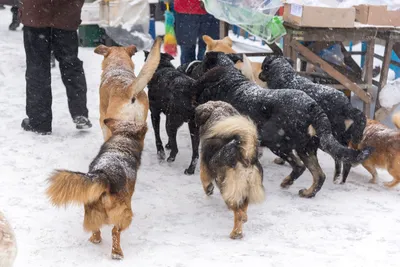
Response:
[[392, 112, 400, 129], [0, 210, 17, 267], [222, 163, 265, 209], [309, 103, 373, 164], [131, 36, 163, 96], [346, 106, 367, 145], [46, 170, 108, 206], [206, 115, 259, 163]]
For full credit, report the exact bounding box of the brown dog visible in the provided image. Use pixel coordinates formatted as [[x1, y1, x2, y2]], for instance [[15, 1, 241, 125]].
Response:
[[0, 210, 17, 267], [195, 101, 265, 239], [202, 35, 266, 87], [46, 119, 147, 260], [348, 113, 400, 187], [94, 36, 162, 141]]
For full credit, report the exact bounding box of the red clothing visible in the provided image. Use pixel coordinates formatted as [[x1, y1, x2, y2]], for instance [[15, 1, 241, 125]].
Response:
[[174, 0, 207, 15]]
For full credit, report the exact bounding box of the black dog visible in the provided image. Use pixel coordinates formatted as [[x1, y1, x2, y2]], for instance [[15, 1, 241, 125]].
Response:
[[259, 56, 367, 184], [193, 52, 372, 198], [144, 51, 198, 175]]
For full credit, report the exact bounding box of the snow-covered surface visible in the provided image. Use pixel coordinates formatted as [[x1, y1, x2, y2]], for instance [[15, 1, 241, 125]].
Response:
[[2, 7, 400, 267], [380, 78, 400, 110]]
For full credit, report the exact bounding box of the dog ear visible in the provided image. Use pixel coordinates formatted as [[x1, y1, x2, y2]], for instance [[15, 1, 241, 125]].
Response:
[[124, 45, 137, 57], [222, 36, 233, 47], [94, 45, 110, 56], [202, 35, 216, 49], [195, 104, 214, 127], [161, 52, 175, 61], [104, 118, 118, 133], [226, 53, 243, 64], [143, 50, 150, 60], [133, 124, 148, 140]]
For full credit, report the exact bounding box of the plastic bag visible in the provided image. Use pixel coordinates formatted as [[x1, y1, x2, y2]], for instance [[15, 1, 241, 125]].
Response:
[[99, 0, 154, 50], [202, 0, 286, 44]]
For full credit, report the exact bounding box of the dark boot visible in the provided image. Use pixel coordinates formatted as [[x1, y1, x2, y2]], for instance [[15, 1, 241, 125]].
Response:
[[21, 118, 51, 135], [0, 5, 5, 10], [23, 26, 53, 133], [52, 28, 90, 129], [9, 6, 20, 31]]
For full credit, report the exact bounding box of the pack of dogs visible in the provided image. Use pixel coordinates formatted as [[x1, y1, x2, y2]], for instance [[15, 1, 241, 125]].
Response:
[[5, 35, 400, 262]]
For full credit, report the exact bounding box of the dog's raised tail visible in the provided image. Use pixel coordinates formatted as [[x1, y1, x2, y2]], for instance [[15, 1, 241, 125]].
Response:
[[46, 170, 108, 206], [309, 103, 373, 164], [131, 36, 163, 96], [392, 112, 400, 129]]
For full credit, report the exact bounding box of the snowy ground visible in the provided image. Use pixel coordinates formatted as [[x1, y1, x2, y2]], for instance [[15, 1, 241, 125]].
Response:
[[2, 8, 400, 267]]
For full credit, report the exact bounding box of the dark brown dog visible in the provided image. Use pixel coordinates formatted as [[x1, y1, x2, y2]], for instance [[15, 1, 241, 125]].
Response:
[[195, 101, 265, 239], [46, 119, 147, 260]]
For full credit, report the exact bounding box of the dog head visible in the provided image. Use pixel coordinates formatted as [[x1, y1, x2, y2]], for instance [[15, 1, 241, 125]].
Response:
[[195, 101, 238, 127], [259, 55, 294, 82], [203, 35, 235, 53], [144, 51, 174, 68], [202, 52, 243, 73], [94, 45, 137, 71], [104, 118, 148, 141]]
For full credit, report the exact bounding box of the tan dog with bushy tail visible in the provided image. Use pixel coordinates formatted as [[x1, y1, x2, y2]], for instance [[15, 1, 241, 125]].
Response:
[[94, 36, 162, 141], [0, 210, 17, 267], [346, 112, 400, 187], [195, 101, 265, 239], [203, 35, 266, 87]]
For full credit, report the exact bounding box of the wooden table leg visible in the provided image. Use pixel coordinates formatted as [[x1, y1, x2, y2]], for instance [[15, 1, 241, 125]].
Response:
[[219, 21, 229, 39], [290, 40, 298, 71], [290, 40, 371, 104], [362, 40, 375, 118], [374, 39, 395, 119], [283, 34, 292, 58]]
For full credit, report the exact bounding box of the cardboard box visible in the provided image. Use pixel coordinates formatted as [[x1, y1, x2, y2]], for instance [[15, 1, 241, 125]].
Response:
[[283, 4, 355, 28], [355, 5, 389, 25], [387, 10, 400, 27]]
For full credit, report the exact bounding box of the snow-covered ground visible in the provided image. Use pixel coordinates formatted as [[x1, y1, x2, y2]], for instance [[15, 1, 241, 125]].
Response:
[[2, 8, 400, 267]]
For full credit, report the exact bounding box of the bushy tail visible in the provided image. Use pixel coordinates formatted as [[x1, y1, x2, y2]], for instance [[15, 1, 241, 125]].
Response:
[[46, 170, 108, 206], [222, 163, 265, 208], [309, 103, 373, 164], [392, 112, 400, 129], [347, 107, 367, 145], [131, 36, 163, 96]]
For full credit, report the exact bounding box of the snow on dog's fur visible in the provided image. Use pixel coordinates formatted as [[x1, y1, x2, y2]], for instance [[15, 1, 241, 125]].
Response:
[[0, 210, 17, 267], [259, 55, 367, 184], [195, 101, 264, 239]]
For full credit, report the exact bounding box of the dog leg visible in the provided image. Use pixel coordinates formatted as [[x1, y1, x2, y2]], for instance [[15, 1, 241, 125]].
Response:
[[240, 198, 249, 223], [297, 151, 326, 198], [165, 116, 183, 162], [385, 164, 400, 188], [341, 162, 352, 184], [111, 226, 124, 260], [200, 160, 214, 195], [185, 120, 199, 175], [333, 159, 342, 184], [278, 152, 305, 188], [363, 162, 378, 184], [89, 230, 102, 244], [151, 110, 165, 160], [230, 208, 244, 239]]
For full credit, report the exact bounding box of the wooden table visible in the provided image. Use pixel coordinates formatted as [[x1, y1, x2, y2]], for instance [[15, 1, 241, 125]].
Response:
[[283, 22, 400, 119]]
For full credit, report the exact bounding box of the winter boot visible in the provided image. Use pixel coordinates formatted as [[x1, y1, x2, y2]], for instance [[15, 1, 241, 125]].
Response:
[[9, 6, 20, 31]]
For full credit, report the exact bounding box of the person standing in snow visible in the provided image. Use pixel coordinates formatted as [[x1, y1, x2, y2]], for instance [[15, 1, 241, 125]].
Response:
[[19, 0, 92, 135], [161, 0, 219, 64]]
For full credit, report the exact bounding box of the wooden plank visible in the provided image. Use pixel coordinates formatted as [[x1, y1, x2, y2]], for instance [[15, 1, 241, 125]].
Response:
[[283, 34, 292, 57], [219, 21, 229, 39], [362, 40, 375, 118], [266, 42, 283, 56], [290, 40, 371, 103], [374, 39, 395, 116]]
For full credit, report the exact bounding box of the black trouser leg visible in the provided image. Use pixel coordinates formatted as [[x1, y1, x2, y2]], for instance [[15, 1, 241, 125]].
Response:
[[52, 28, 89, 119], [23, 26, 52, 132]]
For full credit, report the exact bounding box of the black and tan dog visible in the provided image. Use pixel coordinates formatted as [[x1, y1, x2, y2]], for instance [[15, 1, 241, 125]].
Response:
[[144, 51, 199, 175], [259, 55, 367, 184], [46, 119, 147, 260], [194, 52, 372, 198], [195, 101, 265, 239]]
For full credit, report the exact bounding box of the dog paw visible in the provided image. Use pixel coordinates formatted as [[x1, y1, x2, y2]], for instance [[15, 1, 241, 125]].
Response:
[[205, 183, 214, 196], [229, 230, 243, 240], [89, 237, 101, 244], [167, 156, 176, 162], [274, 157, 285, 165], [165, 143, 171, 150], [111, 252, 124, 260], [369, 178, 377, 184], [298, 189, 316, 198], [333, 177, 342, 185], [157, 150, 166, 161], [184, 168, 195, 175], [280, 177, 293, 189]]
